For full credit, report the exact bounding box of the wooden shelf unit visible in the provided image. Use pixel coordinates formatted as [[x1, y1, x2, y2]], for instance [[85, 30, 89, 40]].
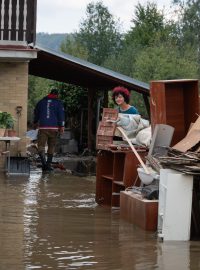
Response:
[[96, 149, 146, 207], [150, 79, 199, 146]]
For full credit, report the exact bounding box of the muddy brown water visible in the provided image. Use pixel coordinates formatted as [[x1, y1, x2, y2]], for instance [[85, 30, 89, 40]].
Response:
[[0, 168, 200, 270]]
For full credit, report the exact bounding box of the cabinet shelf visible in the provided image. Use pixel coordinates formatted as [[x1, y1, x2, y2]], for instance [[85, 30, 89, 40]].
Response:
[[150, 80, 199, 145], [113, 181, 124, 186], [102, 174, 113, 181], [96, 149, 147, 207]]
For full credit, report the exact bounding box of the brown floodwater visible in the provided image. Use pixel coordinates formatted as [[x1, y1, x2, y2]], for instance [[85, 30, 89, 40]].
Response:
[[0, 168, 200, 270]]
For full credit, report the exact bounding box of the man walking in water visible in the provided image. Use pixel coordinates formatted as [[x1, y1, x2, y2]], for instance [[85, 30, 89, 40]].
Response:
[[33, 88, 65, 172]]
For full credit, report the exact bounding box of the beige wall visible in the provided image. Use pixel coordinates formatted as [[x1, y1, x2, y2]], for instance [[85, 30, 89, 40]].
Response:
[[0, 62, 29, 163]]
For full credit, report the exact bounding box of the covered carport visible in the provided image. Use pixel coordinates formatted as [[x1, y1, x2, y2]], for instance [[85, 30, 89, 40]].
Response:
[[29, 44, 150, 150]]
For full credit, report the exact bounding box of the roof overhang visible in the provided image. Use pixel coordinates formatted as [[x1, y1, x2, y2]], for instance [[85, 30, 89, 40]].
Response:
[[29, 44, 150, 95]]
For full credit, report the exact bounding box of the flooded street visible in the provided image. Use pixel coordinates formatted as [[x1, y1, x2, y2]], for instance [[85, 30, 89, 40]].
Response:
[[0, 169, 200, 270]]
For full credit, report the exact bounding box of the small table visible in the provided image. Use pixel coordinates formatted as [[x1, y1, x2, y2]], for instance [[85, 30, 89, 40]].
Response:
[[0, 136, 21, 173]]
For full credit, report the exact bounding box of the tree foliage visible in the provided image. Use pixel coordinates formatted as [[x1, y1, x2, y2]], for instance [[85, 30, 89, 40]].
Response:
[[105, 1, 198, 83], [77, 1, 122, 65], [173, 0, 200, 74], [60, 34, 88, 60], [133, 43, 198, 82], [51, 82, 88, 117], [104, 44, 140, 77], [28, 76, 52, 123], [125, 2, 173, 47]]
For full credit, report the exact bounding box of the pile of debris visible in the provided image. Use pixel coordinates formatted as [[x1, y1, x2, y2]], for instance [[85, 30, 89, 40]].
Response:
[[154, 147, 200, 175], [149, 116, 200, 176]]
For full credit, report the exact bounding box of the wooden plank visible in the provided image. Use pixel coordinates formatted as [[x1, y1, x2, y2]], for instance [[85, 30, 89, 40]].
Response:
[[117, 126, 150, 174], [96, 150, 114, 204], [112, 182, 124, 207], [150, 81, 166, 132], [3, 0, 9, 40], [102, 108, 118, 122], [97, 121, 116, 136], [150, 80, 199, 146], [183, 82, 200, 132], [165, 84, 185, 142], [0, 0, 2, 32], [11, 0, 17, 40], [120, 191, 158, 231], [26, 0, 37, 43], [123, 151, 145, 187], [113, 152, 125, 182], [88, 88, 95, 151], [18, 0, 24, 41], [143, 94, 150, 118]]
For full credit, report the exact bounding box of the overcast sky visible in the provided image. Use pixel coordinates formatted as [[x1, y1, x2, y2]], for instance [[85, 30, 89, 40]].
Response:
[[37, 0, 174, 34]]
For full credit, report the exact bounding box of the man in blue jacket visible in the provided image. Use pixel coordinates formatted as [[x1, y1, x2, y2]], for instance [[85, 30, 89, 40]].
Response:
[[33, 88, 65, 172]]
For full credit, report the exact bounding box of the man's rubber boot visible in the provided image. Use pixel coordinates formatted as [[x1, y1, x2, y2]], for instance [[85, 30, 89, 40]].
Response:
[[46, 154, 54, 172], [38, 152, 47, 171]]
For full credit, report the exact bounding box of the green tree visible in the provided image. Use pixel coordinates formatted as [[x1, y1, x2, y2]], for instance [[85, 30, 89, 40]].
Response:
[[77, 1, 122, 65], [105, 2, 178, 77], [104, 44, 140, 77], [125, 2, 174, 47], [133, 43, 198, 82], [51, 82, 88, 117], [60, 34, 88, 60], [173, 0, 200, 75]]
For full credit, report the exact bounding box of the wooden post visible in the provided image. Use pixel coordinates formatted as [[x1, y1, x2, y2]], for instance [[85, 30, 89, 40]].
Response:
[[143, 94, 150, 118], [103, 90, 108, 108], [87, 88, 95, 151]]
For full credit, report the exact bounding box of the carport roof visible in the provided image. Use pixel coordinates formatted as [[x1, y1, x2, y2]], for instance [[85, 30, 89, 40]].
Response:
[[29, 44, 150, 95]]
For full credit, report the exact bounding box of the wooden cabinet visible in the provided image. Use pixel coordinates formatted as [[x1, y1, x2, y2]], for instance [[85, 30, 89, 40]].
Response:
[[150, 79, 199, 145], [120, 191, 158, 231], [96, 149, 146, 207]]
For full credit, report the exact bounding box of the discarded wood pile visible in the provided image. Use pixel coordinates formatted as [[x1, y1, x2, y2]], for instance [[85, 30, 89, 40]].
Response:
[[155, 147, 200, 175], [145, 116, 200, 176]]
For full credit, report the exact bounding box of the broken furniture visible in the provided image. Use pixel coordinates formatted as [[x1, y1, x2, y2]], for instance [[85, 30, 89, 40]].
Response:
[[158, 169, 193, 241], [137, 124, 174, 185], [8, 156, 30, 175], [96, 108, 118, 150], [157, 147, 200, 174], [117, 126, 150, 174], [96, 108, 155, 213], [0, 136, 20, 174], [147, 80, 199, 237], [120, 191, 158, 231], [150, 79, 199, 146], [154, 117, 200, 240], [0, 136, 30, 175], [96, 148, 147, 207], [119, 124, 174, 231]]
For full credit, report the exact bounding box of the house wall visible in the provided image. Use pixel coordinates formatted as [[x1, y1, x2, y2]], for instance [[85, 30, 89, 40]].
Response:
[[0, 62, 29, 169]]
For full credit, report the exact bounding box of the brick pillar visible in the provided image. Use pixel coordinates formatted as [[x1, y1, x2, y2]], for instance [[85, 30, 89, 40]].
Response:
[[0, 62, 29, 169]]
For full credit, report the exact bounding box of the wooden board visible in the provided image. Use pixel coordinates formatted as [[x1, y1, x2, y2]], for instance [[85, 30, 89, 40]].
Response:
[[120, 191, 158, 231]]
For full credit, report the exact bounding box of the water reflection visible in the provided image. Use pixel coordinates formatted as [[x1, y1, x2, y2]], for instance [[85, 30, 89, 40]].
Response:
[[63, 159, 96, 176], [0, 170, 200, 269]]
